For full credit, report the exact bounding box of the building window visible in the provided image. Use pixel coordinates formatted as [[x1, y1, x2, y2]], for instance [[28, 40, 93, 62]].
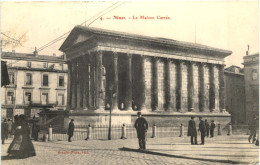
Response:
[[59, 76, 64, 87], [252, 70, 258, 80], [58, 94, 64, 106], [43, 75, 48, 86], [25, 92, 31, 104], [27, 61, 31, 68], [60, 64, 64, 71], [9, 72, 15, 85], [26, 73, 32, 85], [42, 93, 48, 105], [43, 62, 48, 68], [7, 92, 14, 104]]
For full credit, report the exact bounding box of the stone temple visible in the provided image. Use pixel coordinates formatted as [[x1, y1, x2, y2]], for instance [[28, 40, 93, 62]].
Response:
[[59, 26, 232, 127]]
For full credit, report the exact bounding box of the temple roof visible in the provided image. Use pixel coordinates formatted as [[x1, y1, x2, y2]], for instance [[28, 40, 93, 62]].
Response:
[[59, 25, 232, 57]]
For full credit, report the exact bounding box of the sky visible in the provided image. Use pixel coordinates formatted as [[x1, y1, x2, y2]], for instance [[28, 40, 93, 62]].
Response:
[[1, 1, 259, 67]]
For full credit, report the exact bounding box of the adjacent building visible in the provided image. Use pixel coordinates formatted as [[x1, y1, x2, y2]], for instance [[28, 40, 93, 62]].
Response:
[[224, 65, 246, 124], [1, 51, 68, 119], [59, 26, 232, 127], [243, 53, 259, 122]]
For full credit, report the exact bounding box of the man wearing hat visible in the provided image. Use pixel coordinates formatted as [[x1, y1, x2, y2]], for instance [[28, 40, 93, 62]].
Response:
[[134, 112, 148, 150], [68, 119, 75, 142], [198, 116, 206, 145]]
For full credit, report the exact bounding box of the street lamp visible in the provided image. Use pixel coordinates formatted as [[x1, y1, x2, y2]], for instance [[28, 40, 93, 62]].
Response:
[[108, 83, 114, 140]]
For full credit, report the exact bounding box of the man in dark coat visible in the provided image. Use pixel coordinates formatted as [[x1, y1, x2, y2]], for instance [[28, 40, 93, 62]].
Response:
[[205, 119, 210, 137], [68, 119, 75, 142], [187, 116, 197, 145], [198, 117, 206, 145], [134, 112, 148, 150], [1, 119, 9, 144], [210, 120, 215, 137], [248, 117, 257, 143]]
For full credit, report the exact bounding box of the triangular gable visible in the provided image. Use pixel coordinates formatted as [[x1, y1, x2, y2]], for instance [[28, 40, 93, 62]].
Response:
[[73, 34, 90, 45]]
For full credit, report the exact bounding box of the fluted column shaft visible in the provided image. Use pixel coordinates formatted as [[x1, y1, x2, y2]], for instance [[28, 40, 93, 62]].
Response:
[[67, 61, 72, 110], [139, 55, 146, 110], [165, 59, 171, 111], [89, 54, 95, 109], [152, 57, 158, 111], [188, 62, 194, 111], [176, 61, 183, 112], [125, 54, 132, 110], [112, 52, 119, 111], [71, 61, 77, 109], [219, 65, 225, 112], [199, 63, 205, 112], [82, 56, 89, 109], [96, 51, 104, 110], [209, 64, 215, 112]]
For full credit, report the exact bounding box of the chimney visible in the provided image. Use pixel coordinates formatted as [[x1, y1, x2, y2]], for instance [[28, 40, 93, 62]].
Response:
[[53, 53, 56, 57], [33, 47, 38, 56], [246, 45, 250, 56]]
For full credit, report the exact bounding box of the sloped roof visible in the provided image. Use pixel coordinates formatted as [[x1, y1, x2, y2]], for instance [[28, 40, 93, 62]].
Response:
[[1, 52, 66, 62], [59, 25, 232, 57]]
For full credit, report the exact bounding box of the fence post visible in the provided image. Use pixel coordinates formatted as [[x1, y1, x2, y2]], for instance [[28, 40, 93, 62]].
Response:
[[179, 123, 184, 137], [227, 123, 232, 136], [48, 125, 52, 141], [85, 124, 92, 140], [151, 124, 156, 138], [218, 123, 221, 135], [120, 124, 127, 139]]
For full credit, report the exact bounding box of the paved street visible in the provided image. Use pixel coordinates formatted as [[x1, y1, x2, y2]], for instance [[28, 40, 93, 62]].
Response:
[[1, 135, 259, 165]]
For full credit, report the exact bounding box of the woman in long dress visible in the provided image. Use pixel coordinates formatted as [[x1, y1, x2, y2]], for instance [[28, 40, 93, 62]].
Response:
[[7, 115, 36, 159]]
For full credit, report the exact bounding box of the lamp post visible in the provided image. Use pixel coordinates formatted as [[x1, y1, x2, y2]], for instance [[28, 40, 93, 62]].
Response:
[[108, 83, 113, 140]]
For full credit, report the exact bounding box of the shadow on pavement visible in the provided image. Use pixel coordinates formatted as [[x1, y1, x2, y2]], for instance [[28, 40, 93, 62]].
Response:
[[119, 147, 244, 164]]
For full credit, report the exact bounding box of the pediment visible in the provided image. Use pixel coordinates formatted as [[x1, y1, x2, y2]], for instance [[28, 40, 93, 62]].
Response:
[[73, 34, 92, 45]]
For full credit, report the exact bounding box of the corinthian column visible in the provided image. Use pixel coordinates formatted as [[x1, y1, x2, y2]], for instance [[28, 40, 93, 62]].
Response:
[[89, 53, 95, 109], [165, 59, 171, 111], [209, 64, 215, 112], [176, 60, 183, 112], [152, 57, 158, 111], [199, 63, 205, 112], [188, 62, 194, 112], [96, 51, 104, 110], [67, 61, 72, 110], [219, 64, 225, 112], [139, 55, 146, 110], [71, 61, 77, 109], [82, 55, 89, 110], [111, 52, 119, 111], [125, 54, 133, 110]]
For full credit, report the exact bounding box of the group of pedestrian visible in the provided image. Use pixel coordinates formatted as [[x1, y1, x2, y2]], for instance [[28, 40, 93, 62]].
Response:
[[2, 115, 36, 159], [187, 116, 215, 145], [1, 118, 13, 144]]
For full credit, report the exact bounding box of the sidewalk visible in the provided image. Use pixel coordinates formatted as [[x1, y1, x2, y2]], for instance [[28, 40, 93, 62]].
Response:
[[1, 135, 259, 165], [123, 135, 259, 164]]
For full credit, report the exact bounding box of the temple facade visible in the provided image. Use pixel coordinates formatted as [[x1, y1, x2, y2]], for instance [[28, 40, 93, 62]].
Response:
[[60, 26, 232, 127]]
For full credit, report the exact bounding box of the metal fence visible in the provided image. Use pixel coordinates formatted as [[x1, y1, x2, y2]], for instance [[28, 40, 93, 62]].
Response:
[[48, 124, 249, 141], [50, 125, 184, 141]]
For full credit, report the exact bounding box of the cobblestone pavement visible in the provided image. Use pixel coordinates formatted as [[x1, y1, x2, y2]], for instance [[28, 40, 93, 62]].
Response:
[[1, 135, 259, 165]]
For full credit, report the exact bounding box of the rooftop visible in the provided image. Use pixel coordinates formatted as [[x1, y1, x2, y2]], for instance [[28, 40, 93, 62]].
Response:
[[60, 26, 232, 57], [1, 51, 66, 63]]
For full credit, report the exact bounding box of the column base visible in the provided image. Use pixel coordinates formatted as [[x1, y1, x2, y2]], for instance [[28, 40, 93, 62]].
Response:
[[189, 108, 194, 112]]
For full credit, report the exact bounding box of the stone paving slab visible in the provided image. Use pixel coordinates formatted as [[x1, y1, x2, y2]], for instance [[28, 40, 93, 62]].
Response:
[[1, 135, 259, 165]]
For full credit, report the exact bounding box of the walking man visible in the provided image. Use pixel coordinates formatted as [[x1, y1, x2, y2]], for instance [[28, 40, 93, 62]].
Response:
[[188, 116, 197, 145], [134, 112, 148, 150], [210, 120, 215, 137], [248, 117, 257, 143], [7, 119, 12, 138], [1, 119, 9, 144], [198, 117, 206, 145], [205, 119, 210, 137], [68, 119, 75, 142]]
